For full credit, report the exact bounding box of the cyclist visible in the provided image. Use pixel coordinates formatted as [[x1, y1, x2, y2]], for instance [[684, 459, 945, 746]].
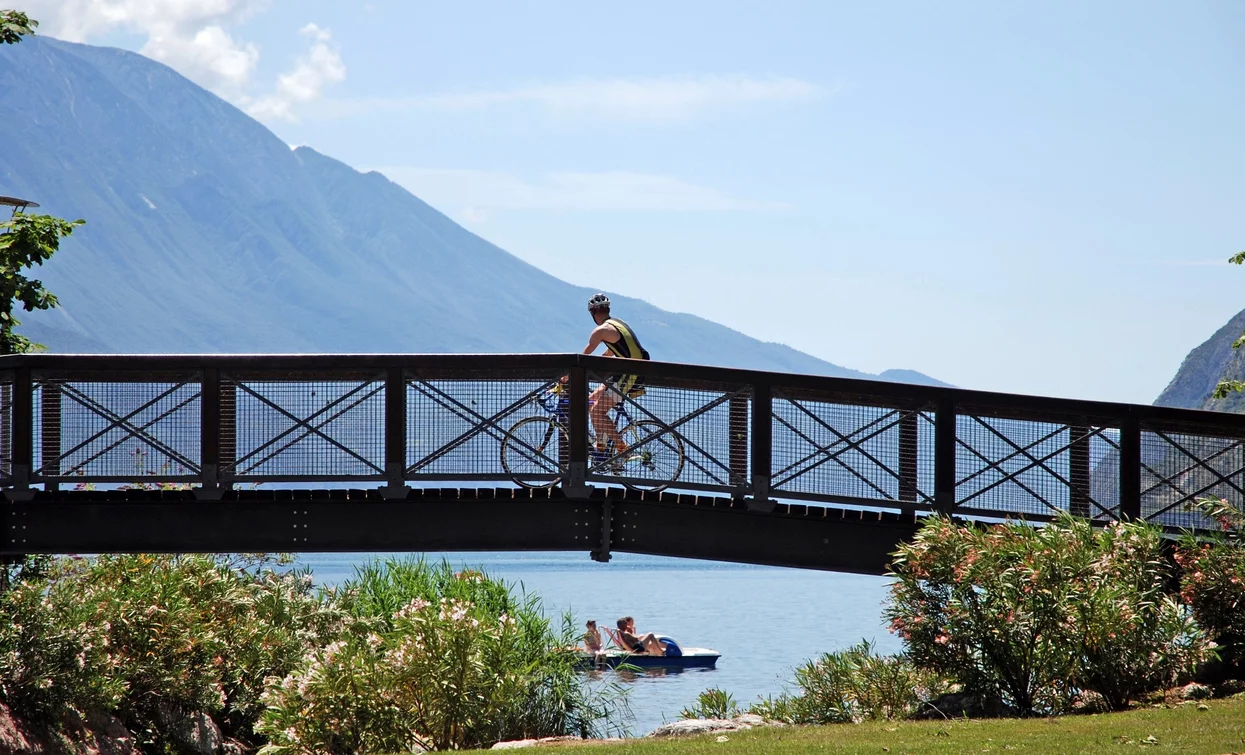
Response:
[[579, 293, 650, 458]]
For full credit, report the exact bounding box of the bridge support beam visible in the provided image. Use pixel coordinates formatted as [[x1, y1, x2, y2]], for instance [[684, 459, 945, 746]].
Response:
[[7, 367, 32, 500], [1119, 414, 1141, 521], [934, 397, 956, 514], [197, 368, 223, 500], [591, 499, 612, 562], [747, 382, 774, 513], [382, 367, 410, 499], [563, 366, 593, 498]]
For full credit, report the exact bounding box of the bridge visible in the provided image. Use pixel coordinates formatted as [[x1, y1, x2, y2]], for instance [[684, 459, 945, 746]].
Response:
[[1, 353, 1243, 575]]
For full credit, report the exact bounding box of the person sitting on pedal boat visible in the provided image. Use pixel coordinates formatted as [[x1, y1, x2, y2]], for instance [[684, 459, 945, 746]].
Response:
[[584, 620, 603, 654], [616, 615, 665, 656], [574, 293, 651, 458]]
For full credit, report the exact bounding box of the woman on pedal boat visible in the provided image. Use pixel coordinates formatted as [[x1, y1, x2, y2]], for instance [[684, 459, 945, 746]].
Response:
[[563, 293, 651, 459], [616, 616, 666, 656]]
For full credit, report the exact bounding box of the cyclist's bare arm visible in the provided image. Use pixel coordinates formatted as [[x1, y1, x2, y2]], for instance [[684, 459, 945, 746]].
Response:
[[560, 323, 619, 383], [582, 322, 621, 356]]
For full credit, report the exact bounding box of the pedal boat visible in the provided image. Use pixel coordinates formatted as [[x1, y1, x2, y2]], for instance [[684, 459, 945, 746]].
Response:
[[575, 646, 721, 670]]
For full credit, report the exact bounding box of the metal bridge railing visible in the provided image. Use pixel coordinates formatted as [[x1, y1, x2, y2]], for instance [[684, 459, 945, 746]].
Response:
[[1, 353, 1243, 532]]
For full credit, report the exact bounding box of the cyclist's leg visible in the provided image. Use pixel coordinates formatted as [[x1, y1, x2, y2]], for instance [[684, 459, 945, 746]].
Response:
[[608, 374, 639, 453], [590, 381, 626, 453]]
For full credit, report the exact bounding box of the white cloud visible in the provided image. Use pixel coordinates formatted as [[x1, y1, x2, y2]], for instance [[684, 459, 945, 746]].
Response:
[[374, 167, 789, 215], [244, 23, 345, 122], [142, 23, 259, 94], [318, 74, 823, 122], [24, 0, 343, 119]]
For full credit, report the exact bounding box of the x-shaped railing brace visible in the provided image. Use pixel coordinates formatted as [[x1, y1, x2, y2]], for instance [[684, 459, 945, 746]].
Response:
[[44, 381, 201, 477], [406, 379, 559, 475], [956, 417, 1118, 519], [228, 379, 384, 476], [1139, 428, 1245, 520], [771, 393, 928, 503]]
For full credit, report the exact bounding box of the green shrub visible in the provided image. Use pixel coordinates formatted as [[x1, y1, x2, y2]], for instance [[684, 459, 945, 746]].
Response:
[[887, 515, 1211, 714], [258, 557, 625, 753], [1176, 498, 1245, 673], [681, 688, 740, 720], [0, 557, 121, 719], [45, 553, 339, 750], [744, 641, 942, 724]]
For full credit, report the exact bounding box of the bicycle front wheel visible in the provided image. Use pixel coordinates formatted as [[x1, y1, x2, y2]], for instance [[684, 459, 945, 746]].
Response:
[[501, 416, 566, 488], [617, 420, 685, 492]]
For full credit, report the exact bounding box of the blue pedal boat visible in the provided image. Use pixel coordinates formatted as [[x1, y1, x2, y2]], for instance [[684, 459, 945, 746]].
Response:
[[575, 633, 720, 670], [576, 647, 721, 670]]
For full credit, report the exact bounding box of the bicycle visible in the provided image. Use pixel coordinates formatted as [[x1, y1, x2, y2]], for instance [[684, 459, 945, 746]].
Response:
[[500, 382, 685, 492]]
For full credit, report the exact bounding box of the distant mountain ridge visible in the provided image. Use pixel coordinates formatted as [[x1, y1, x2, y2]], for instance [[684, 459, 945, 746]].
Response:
[[0, 36, 944, 385], [1155, 308, 1245, 412]]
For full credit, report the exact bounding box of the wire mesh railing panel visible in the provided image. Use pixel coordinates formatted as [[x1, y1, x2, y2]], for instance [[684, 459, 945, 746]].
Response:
[[772, 391, 932, 506], [954, 414, 1119, 519], [1087, 427, 1122, 521], [34, 377, 202, 481], [407, 376, 563, 481], [1139, 425, 1245, 529], [0, 378, 11, 481], [223, 374, 385, 480], [584, 373, 745, 493]]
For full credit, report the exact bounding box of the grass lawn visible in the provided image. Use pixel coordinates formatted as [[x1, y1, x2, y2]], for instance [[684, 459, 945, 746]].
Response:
[[520, 697, 1245, 754]]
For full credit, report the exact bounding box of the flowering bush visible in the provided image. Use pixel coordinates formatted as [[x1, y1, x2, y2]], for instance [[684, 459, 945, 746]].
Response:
[[0, 557, 121, 719], [258, 557, 624, 753], [886, 515, 1210, 714], [37, 553, 338, 750], [1176, 498, 1245, 673]]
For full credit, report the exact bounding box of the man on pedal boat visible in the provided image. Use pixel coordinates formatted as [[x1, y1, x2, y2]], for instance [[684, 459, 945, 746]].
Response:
[[574, 293, 650, 460]]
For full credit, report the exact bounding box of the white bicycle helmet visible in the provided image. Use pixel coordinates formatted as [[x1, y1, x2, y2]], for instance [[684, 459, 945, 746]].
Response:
[[587, 293, 610, 311]]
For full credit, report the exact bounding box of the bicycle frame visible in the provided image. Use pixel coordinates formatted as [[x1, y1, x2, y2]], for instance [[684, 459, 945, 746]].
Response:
[[538, 386, 631, 445]]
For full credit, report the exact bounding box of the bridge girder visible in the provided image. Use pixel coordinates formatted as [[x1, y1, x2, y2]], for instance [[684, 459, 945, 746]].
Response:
[[2, 488, 919, 575]]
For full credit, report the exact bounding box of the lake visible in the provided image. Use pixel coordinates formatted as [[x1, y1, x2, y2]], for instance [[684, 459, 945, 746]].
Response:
[[301, 550, 900, 736]]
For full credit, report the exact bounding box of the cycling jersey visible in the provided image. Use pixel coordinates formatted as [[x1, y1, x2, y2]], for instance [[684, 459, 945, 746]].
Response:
[[603, 318, 649, 397], [603, 318, 650, 361]]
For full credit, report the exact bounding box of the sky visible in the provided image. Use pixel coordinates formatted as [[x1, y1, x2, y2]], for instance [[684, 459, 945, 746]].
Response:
[[20, 0, 1245, 404]]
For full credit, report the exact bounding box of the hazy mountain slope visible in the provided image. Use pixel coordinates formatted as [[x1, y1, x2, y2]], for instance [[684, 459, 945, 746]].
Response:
[[1154, 308, 1245, 411], [0, 36, 943, 383]]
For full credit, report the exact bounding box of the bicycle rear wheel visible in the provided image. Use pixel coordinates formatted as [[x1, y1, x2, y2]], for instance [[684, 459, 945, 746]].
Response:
[[501, 416, 566, 488], [616, 420, 685, 492]]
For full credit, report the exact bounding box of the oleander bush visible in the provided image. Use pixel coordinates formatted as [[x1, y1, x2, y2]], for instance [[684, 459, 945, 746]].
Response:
[[0, 556, 121, 720], [44, 553, 338, 751], [257, 556, 626, 753], [0, 553, 623, 753], [1176, 498, 1245, 676], [886, 515, 1211, 714]]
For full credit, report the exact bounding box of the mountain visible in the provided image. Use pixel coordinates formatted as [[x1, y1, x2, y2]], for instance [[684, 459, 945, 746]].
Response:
[[1155, 308, 1245, 412], [0, 36, 944, 385]]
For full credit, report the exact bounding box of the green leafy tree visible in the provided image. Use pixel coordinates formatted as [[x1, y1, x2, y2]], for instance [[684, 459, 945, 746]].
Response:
[[1, 9, 83, 355], [1, 9, 36, 44], [0, 213, 83, 354], [1212, 251, 1245, 399]]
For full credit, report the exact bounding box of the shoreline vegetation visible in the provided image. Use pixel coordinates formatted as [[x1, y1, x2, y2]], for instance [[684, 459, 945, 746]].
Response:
[[0, 555, 631, 754], [0, 501, 1242, 753]]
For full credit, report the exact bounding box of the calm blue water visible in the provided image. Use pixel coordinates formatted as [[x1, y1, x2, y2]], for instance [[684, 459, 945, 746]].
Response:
[[300, 551, 899, 736]]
